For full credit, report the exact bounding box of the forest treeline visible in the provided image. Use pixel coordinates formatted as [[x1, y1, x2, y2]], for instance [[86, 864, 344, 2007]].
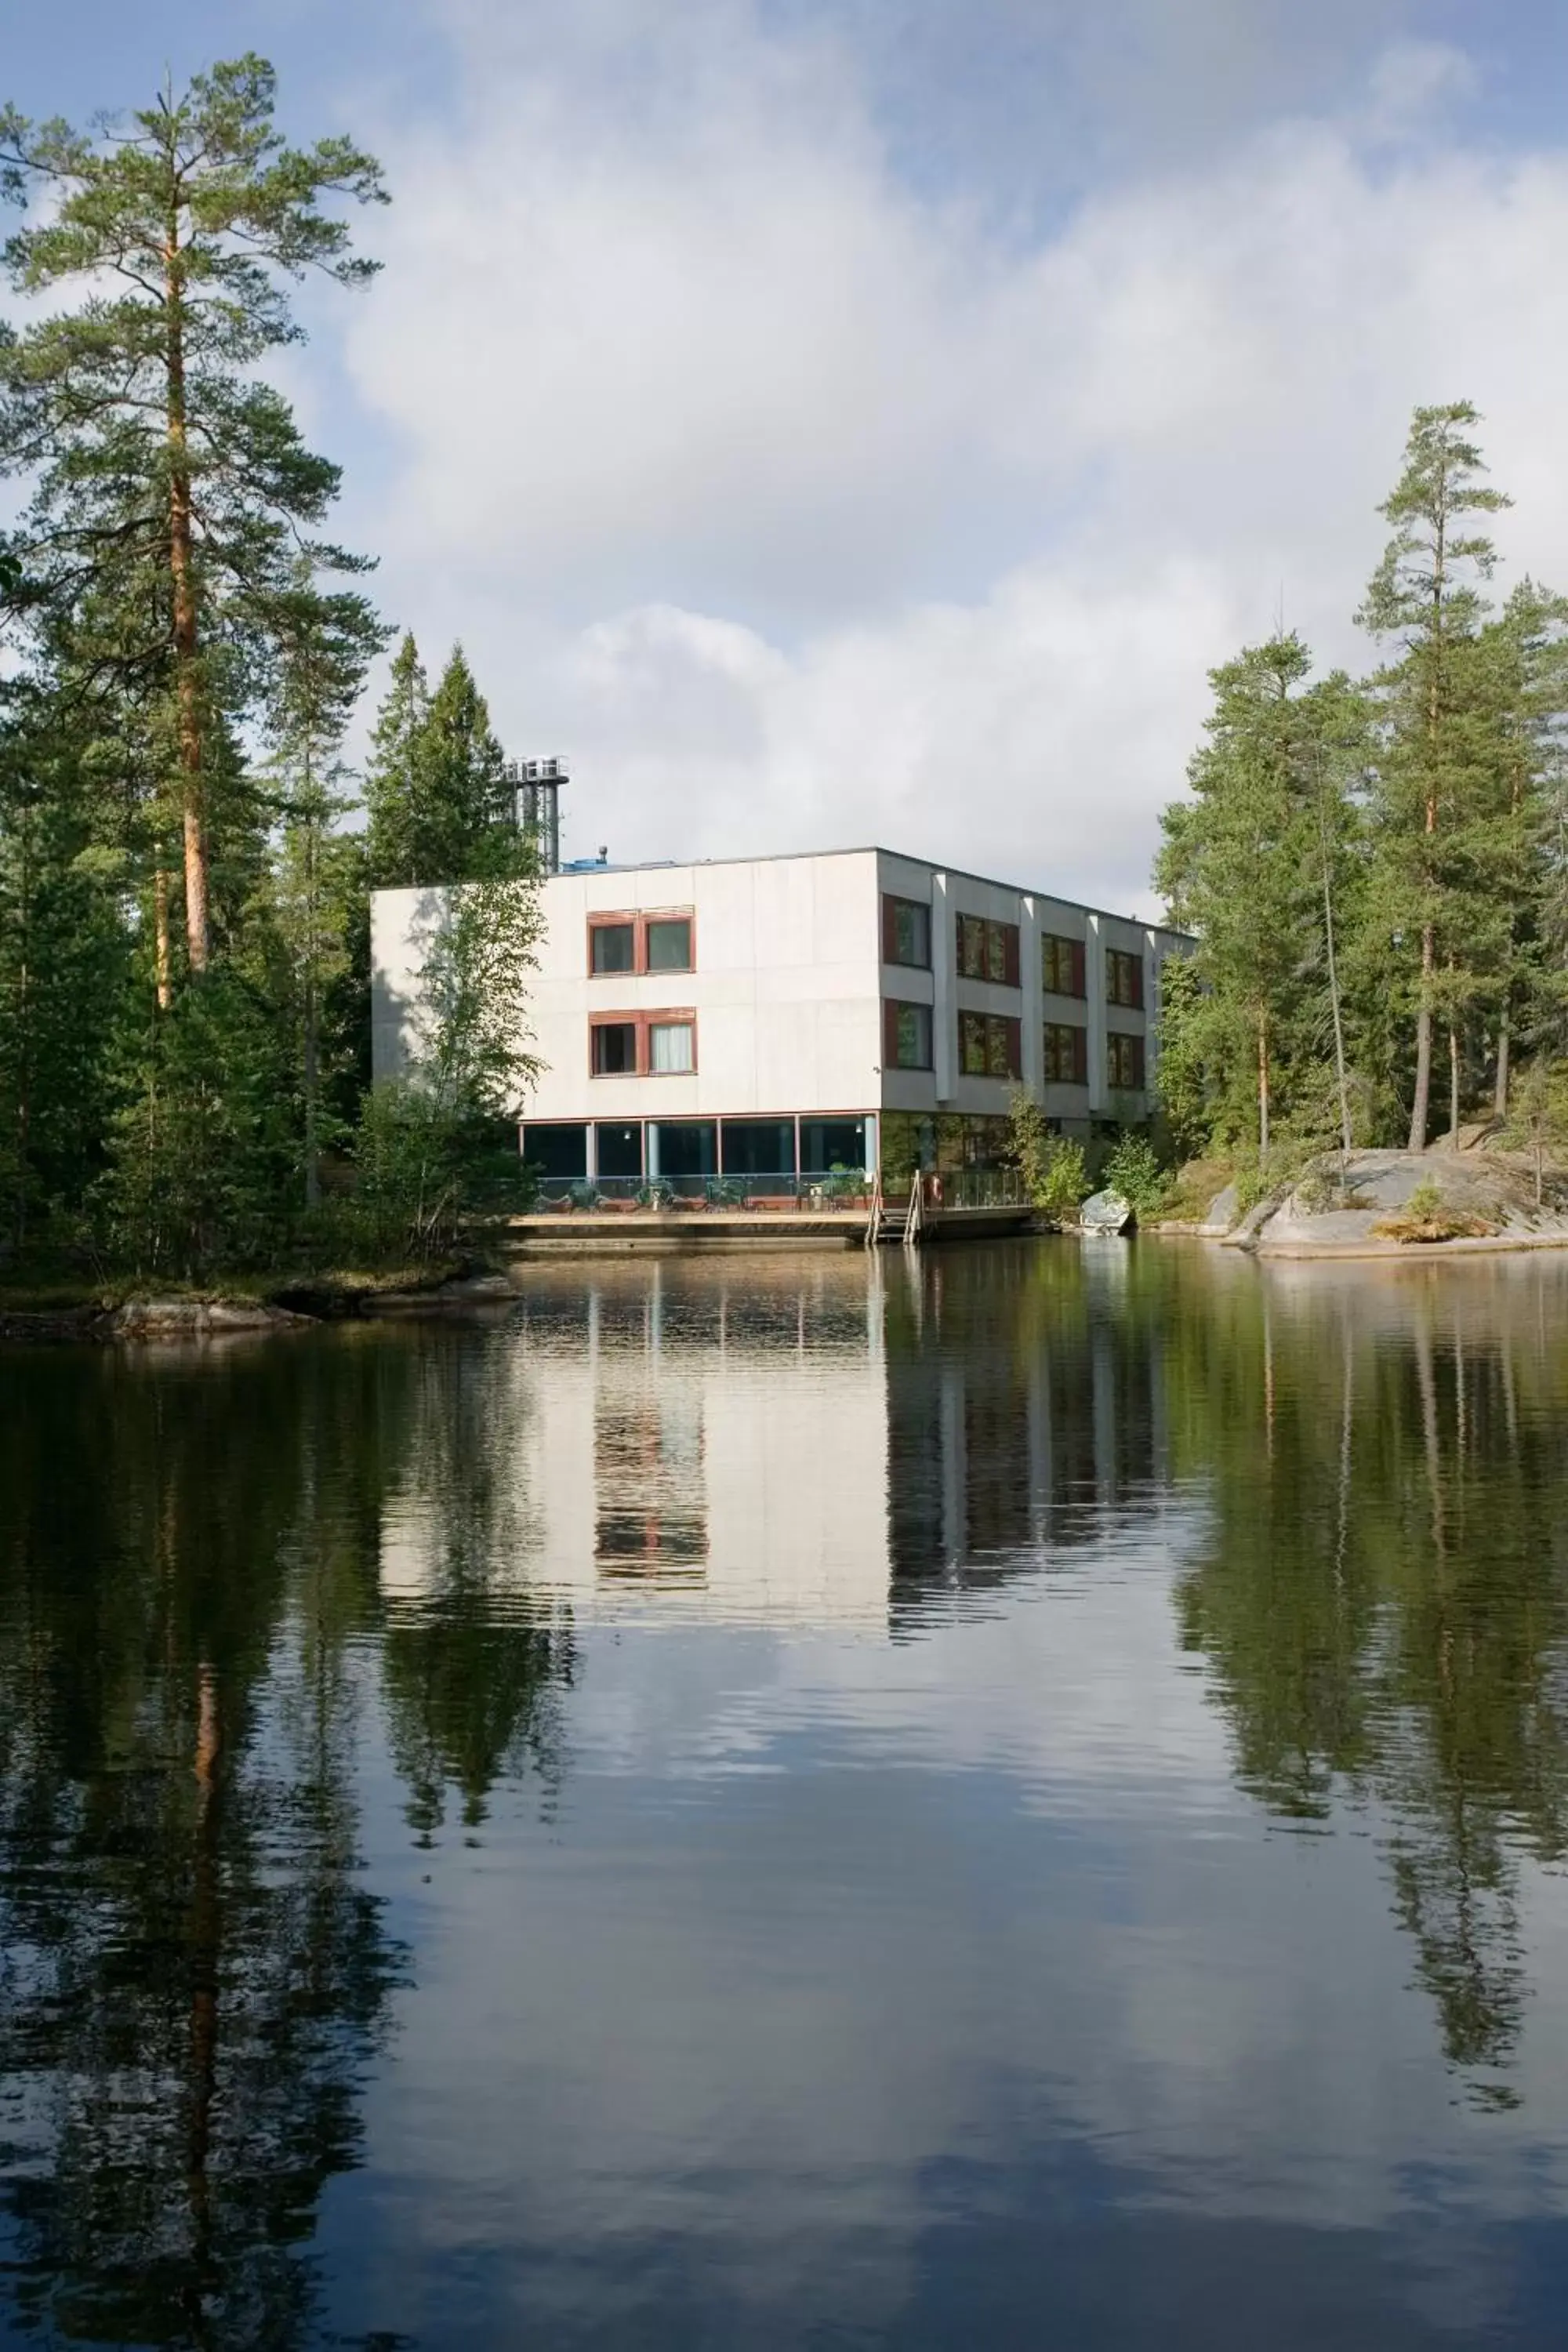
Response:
[[1156, 401, 1568, 1180], [0, 59, 539, 1279]]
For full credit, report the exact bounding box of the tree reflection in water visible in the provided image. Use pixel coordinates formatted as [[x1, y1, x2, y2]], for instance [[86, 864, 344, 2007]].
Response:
[[0, 1338, 411, 2347], [1163, 1256, 1568, 2106], [884, 1243, 1568, 2106], [376, 1325, 575, 1842]]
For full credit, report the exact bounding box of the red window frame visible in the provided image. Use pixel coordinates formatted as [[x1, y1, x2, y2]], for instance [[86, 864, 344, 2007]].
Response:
[[1106, 948, 1145, 1010], [586, 907, 697, 977], [1043, 933, 1087, 999], [955, 913, 1021, 989], [883, 998, 934, 1070], [881, 893, 933, 971], [1106, 1031, 1146, 1090], [1044, 1022, 1089, 1085], [959, 1010, 1022, 1080], [589, 1009, 699, 1077]]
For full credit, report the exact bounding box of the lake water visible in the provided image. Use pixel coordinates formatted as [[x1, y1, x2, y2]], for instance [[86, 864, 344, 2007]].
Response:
[[3, 1240, 1568, 2348]]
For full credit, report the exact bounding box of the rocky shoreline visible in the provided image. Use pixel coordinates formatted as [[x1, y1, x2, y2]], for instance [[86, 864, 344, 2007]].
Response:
[[1160, 1145, 1568, 1259], [0, 1271, 523, 1344]]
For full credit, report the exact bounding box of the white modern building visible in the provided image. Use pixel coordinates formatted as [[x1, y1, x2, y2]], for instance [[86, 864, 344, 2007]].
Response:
[[371, 845, 1188, 1192]]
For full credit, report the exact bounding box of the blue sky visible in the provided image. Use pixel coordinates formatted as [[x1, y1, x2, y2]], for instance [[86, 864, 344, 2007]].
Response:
[[5, 2, 1566, 908]]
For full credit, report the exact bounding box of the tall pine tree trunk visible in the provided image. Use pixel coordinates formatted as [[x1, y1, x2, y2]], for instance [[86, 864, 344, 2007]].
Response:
[[165, 227, 209, 975], [1257, 1011, 1270, 1166], [1494, 999, 1511, 1122], [1448, 1022, 1461, 1148], [1409, 925, 1434, 1149], [153, 866, 172, 1010]]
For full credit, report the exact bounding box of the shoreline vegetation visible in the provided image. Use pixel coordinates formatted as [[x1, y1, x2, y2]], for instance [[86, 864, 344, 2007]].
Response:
[[10, 1138, 1568, 1341]]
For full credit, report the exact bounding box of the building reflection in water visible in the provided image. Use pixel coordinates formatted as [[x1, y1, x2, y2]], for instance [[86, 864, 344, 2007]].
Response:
[[373, 1245, 1174, 1635]]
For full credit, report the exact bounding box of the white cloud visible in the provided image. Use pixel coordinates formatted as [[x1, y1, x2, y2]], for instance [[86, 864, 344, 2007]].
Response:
[[335, 6, 1568, 912]]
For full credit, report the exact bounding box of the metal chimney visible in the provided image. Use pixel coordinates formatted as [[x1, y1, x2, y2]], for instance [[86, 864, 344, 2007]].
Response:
[[509, 757, 566, 876]]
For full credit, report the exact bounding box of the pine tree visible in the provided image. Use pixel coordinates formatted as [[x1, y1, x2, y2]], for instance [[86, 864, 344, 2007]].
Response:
[[0, 694, 129, 1250], [1358, 403, 1511, 1149], [1483, 582, 1568, 1105], [264, 580, 387, 1207], [365, 641, 519, 887], [0, 57, 385, 978], [1156, 635, 1352, 1162], [363, 634, 431, 887]]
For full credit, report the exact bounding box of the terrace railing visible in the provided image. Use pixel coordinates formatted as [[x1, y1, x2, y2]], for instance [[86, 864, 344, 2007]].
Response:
[[524, 1168, 1033, 1214]]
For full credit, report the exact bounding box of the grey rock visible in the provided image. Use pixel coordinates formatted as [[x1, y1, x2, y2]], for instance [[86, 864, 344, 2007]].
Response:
[[1080, 1189, 1134, 1234], [1203, 1183, 1240, 1233]]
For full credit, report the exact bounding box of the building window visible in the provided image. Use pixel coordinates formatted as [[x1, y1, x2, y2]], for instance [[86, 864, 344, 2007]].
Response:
[[522, 1122, 587, 1180], [801, 1116, 866, 1176], [591, 1020, 639, 1075], [960, 1010, 1022, 1080], [721, 1119, 796, 1176], [1107, 1032, 1146, 1090], [956, 913, 1020, 986], [1107, 948, 1145, 1009], [1044, 1023, 1088, 1085], [652, 1120, 716, 1178], [596, 1121, 643, 1178], [882, 894, 931, 970], [590, 1011, 698, 1076], [588, 909, 696, 975], [590, 920, 636, 975], [884, 1000, 933, 1070], [646, 916, 693, 972], [1042, 934, 1086, 998], [649, 1018, 695, 1074]]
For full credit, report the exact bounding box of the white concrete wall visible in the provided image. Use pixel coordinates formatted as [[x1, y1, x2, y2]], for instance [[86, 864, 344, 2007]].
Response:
[[370, 849, 1189, 1134], [372, 853, 884, 1121]]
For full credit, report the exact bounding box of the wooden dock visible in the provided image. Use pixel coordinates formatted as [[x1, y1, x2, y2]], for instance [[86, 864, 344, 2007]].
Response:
[[504, 1189, 1037, 1254]]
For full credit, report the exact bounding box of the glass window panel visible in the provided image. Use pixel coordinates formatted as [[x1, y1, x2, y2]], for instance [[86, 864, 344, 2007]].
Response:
[[595, 1121, 644, 1178], [721, 1119, 796, 1174], [895, 1004, 931, 1069], [590, 922, 635, 974], [985, 923, 1006, 983], [800, 1117, 866, 1174], [646, 917, 693, 971], [985, 1016, 1010, 1077], [960, 1012, 986, 1076], [649, 1021, 695, 1074], [522, 1123, 587, 1179], [1044, 935, 1077, 996], [591, 1022, 638, 1075], [892, 900, 930, 967], [654, 1120, 717, 1178]]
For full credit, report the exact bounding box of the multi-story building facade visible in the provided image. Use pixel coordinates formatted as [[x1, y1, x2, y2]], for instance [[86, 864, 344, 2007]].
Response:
[[370, 846, 1188, 1190]]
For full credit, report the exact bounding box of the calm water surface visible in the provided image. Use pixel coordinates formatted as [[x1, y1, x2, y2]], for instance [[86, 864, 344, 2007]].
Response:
[[4, 1241, 1568, 2347]]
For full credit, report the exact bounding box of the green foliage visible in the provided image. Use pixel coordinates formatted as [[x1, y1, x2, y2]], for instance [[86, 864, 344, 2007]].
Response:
[[1501, 1057, 1568, 1206], [1156, 634, 1364, 1161], [347, 873, 543, 1256], [1007, 1088, 1089, 1221], [0, 60, 561, 1285], [1102, 1132, 1167, 1216], [0, 58, 386, 971], [0, 710, 129, 1251], [365, 637, 521, 887], [97, 967, 297, 1272], [1160, 401, 1568, 1166]]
